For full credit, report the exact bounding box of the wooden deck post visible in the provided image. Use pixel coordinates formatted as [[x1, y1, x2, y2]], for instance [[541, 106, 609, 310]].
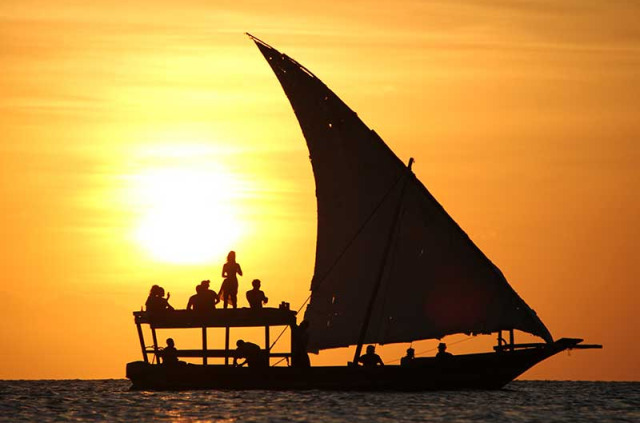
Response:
[[290, 323, 295, 366], [136, 322, 148, 363], [265, 325, 270, 365], [202, 327, 208, 365], [225, 326, 230, 366], [151, 327, 159, 364], [509, 329, 515, 351]]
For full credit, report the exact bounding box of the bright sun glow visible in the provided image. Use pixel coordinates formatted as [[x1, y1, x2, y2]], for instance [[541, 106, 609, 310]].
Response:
[[134, 165, 245, 264]]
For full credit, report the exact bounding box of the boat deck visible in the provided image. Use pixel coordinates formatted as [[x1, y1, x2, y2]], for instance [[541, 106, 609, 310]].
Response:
[[134, 307, 297, 328]]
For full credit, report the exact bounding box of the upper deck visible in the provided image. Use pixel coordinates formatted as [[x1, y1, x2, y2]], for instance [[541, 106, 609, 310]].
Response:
[[134, 307, 297, 329]]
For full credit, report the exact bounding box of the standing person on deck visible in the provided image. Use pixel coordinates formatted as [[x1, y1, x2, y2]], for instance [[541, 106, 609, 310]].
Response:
[[219, 251, 242, 308]]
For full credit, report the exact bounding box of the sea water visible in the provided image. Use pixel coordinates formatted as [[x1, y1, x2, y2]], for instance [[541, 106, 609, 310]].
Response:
[[0, 380, 637, 422]]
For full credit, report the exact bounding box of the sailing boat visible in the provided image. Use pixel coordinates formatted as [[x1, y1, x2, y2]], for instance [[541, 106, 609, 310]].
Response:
[[125, 35, 600, 390]]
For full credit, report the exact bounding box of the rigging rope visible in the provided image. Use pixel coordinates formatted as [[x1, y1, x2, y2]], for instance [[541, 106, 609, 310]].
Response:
[[386, 337, 475, 364], [311, 173, 404, 291], [271, 357, 288, 367], [269, 296, 310, 350]]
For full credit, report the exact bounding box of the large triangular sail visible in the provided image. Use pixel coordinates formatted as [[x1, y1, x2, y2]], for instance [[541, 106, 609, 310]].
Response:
[[249, 35, 553, 351]]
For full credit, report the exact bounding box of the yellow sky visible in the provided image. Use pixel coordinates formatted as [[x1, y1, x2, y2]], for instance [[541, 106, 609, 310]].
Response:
[[0, 0, 638, 380]]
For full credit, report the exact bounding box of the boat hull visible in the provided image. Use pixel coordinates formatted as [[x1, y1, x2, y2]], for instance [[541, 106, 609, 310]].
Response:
[[126, 340, 574, 391]]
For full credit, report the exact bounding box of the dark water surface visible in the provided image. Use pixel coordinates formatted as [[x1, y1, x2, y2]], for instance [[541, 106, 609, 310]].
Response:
[[0, 380, 637, 422]]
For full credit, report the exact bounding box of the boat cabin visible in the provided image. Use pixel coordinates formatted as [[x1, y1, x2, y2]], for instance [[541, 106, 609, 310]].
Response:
[[133, 307, 297, 366]]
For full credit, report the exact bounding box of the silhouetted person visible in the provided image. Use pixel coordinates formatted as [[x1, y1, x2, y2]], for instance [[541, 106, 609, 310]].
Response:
[[357, 345, 384, 368], [400, 347, 415, 366], [161, 338, 179, 366], [219, 278, 238, 309], [233, 340, 266, 368], [246, 279, 268, 309], [291, 320, 310, 368], [219, 251, 242, 309], [199, 280, 219, 309], [145, 285, 174, 314], [187, 284, 206, 311], [436, 343, 453, 358]]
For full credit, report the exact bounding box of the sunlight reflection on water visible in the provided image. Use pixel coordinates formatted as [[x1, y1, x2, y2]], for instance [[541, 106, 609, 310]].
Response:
[[0, 380, 638, 422]]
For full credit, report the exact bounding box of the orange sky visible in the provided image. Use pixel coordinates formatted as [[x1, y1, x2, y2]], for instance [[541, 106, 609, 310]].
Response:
[[0, 0, 638, 380]]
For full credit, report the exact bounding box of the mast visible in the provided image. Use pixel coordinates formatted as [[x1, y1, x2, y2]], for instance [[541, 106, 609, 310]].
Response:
[[353, 158, 414, 363]]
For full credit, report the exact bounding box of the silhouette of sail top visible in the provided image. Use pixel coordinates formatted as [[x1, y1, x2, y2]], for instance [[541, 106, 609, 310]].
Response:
[[250, 35, 553, 351]]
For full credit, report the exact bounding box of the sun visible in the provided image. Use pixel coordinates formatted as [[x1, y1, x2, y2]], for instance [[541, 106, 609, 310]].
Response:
[[133, 166, 245, 264]]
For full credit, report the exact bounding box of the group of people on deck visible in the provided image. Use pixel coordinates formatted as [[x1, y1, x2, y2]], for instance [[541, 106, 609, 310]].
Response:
[[147, 250, 309, 368], [355, 342, 454, 368], [145, 251, 269, 313], [158, 329, 311, 369], [148, 250, 455, 369]]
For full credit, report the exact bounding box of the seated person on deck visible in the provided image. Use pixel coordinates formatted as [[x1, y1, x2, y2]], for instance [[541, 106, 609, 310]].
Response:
[[246, 279, 268, 309], [436, 343, 453, 358], [160, 338, 181, 366], [357, 345, 384, 368], [400, 347, 415, 366], [233, 340, 267, 368], [145, 285, 174, 314], [200, 280, 219, 310], [187, 284, 206, 311]]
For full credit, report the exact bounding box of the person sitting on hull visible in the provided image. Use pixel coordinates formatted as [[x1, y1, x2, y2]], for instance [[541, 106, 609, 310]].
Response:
[[357, 345, 384, 368], [160, 338, 181, 366], [246, 279, 268, 309], [436, 342, 453, 358], [400, 347, 415, 366], [233, 339, 267, 368], [145, 285, 174, 314]]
